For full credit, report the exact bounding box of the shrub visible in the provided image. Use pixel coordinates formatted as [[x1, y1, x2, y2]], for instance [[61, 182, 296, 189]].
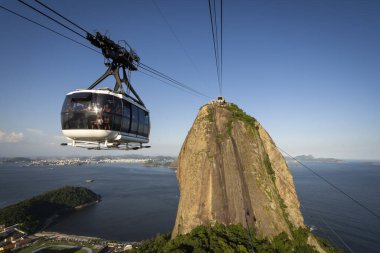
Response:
[[132, 223, 338, 253]]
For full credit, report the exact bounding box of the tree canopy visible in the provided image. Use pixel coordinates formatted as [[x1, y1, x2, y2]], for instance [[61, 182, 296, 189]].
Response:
[[134, 223, 340, 253], [0, 186, 100, 233]]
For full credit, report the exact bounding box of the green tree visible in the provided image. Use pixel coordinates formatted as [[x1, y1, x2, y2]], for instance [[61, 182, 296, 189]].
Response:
[[132, 223, 339, 253], [0, 186, 100, 233]]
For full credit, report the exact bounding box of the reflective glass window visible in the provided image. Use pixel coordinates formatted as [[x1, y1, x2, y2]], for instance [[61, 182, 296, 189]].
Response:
[[61, 93, 126, 131], [61, 111, 95, 129], [96, 95, 114, 130], [114, 97, 122, 115], [138, 109, 145, 136], [143, 112, 150, 137], [112, 97, 122, 131], [61, 93, 95, 129], [130, 104, 139, 134], [87, 94, 104, 130], [113, 116, 121, 131], [61, 93, 92, 113], [121, 101, 131, 133]]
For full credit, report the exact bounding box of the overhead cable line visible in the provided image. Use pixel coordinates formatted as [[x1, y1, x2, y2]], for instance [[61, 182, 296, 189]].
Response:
[[139, 63, 212, 98], [17, 0, 86, 39], [139, 65, 197, 95], [139, 69, 203, 97], [264, 149, 354, 253], [151, 0, 206, 85], [33, 0, 91, 35], [5, 1, 211, 100], [208, 0, 221, 95], [299, 205, 340, 248], [277, 146, 380, 221], [212, 0, 222, 96], [301, 205, 355, 253], [0, 4, 100, 54], [220, 0, 223, 92], [140, 63, 183, 86]]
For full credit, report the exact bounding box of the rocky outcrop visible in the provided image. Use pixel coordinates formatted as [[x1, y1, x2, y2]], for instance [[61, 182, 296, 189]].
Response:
[[171, 103, 325, 251]]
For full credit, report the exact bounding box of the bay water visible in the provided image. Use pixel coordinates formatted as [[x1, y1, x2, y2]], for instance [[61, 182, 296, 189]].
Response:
[[0, 161, 379, 252]]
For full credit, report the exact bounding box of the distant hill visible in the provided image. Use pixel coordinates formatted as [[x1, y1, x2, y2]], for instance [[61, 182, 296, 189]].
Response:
[[0, 157, 32, 163], [0, 186, 101, 233], [0, 155, 177, 167], [286, 155, 342, 164]]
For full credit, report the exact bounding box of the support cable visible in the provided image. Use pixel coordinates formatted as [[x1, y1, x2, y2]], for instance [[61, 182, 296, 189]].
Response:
[[33, 0, 91, 35], [277, 146, 380, 221], [140, 63, 185, 86], [208, 0, 221, 95], [139, 69, 201, 97], [3, 1, 211, 100], [0, 4, 100, 54], [17, 0, 86, 39], [300, 207, 340, 249], [263, 147, 354, 253], [139, 64, 212, 98], [301, 205, 355, 253], [212, 0, 221, 96], [220, 0, 223, 94], [152, 0, 206, 85]]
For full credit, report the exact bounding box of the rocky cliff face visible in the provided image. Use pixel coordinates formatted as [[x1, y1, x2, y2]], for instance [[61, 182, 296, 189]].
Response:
[[172, 102, 324, 251]]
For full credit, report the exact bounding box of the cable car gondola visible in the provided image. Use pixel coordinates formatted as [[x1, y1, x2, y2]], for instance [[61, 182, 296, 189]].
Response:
[[61, 32, 150, 150]]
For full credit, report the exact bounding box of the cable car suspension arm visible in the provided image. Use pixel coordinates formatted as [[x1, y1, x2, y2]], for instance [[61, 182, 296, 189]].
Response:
[[85, 32, 145, 106], [87, 63, 145, 107]]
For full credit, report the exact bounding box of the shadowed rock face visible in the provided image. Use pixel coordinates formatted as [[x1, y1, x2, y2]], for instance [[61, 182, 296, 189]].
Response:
[[172, 103, 305, 240]]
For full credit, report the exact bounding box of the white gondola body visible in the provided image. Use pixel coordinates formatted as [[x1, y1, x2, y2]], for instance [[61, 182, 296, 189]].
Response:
[[61, 89, 149, 146]]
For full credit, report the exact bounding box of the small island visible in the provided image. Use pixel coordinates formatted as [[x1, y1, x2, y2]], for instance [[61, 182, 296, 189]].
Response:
[[0, 186, 101, 234], [286, 155, 342, 164]]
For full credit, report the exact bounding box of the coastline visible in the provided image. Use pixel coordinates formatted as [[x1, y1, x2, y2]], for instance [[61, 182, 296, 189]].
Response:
[[75, 200, 101, 210]]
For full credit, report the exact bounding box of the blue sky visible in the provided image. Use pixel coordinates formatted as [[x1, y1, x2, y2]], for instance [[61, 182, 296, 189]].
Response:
[[0, 0, 379, 159]]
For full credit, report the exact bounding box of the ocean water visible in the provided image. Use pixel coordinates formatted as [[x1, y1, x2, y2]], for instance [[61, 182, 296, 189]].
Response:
[[0, 163, 179, 241], [291, 161, 380, 253], [0, 161, 379, 252]]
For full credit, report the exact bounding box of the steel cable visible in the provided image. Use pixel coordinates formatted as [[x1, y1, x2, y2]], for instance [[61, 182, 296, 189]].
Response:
[[17, 0, 86, 39]]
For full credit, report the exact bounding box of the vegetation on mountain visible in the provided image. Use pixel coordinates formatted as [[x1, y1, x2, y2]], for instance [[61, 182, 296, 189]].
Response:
[[134, 223, 340, 253], [0, 186, 100, 233], [171, 103, 340, 252], [225, 103, 257, 131]]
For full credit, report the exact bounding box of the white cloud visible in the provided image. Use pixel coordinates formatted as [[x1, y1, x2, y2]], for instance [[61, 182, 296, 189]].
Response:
[[26, 128, 44, 135], [0, 130, 24, 143]]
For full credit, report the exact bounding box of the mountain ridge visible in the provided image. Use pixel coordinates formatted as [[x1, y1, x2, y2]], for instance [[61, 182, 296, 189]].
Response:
[[171, 102, 328, 252]]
